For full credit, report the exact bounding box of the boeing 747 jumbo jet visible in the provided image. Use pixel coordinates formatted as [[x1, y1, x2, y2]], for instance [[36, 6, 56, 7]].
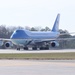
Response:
[[0, 14, 61, 50]]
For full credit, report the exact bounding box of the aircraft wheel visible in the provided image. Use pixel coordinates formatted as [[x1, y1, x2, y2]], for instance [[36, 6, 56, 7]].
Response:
[[32, 47, 37, 50], [44, 45, 49, 50], [17, 48, 20, 50], [24, 47, 28, 50], [39, 47, 49, 50], [44, 47, 49, 50], [39, 47, 44, 50]]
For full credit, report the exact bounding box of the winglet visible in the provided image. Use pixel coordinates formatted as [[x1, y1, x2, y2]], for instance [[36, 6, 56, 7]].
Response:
[[52, 14, 60, 32]]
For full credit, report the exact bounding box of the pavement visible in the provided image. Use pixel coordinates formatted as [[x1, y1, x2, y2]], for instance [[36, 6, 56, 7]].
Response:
[[0, 60, 75, 75], [0, 49, 75, 53], [0, 49, 75, 75]]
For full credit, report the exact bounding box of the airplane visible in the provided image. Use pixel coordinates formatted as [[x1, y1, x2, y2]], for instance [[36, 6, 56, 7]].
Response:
[[0, 14, 61, 50]]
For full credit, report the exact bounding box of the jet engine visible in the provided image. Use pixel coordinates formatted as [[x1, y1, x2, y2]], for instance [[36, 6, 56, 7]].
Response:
[[4, 41, 13, 48], [51, 41, 59, 47]]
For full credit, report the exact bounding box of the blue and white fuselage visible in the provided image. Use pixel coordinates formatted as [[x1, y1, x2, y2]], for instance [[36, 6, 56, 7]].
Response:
[[10, 29, 60, 45], [4, 13, 60, 50], [10, 13, 60, 47]]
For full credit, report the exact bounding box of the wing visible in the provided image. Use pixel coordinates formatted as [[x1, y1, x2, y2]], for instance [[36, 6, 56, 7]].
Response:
[[0, 37, 75, 49]]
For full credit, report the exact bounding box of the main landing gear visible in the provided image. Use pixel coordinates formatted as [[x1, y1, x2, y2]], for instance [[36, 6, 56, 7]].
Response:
[[17, 46, 28, 50], [23, 47, 28, 50], [39, 47, 49, 50], [17, 46, 49, 50], [32, 47, 37, 50], [17, 47, 20, 50]]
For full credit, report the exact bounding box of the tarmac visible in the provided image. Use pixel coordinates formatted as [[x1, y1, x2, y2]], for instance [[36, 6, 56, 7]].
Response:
[[0, 60, 75, 75], [0, 49, 75, 75], [0, 49, 75, 53]]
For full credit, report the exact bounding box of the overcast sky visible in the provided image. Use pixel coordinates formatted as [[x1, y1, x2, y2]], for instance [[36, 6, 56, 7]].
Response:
[[0, 0, 75, 32]]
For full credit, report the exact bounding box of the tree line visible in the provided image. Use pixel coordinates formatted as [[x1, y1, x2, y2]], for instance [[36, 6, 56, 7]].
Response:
[[0, 25, 75, 49]]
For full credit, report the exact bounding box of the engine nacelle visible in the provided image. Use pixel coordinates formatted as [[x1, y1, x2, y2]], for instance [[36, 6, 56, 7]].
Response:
[[51, 41, 59, 47], [4, 42, 13, 48]]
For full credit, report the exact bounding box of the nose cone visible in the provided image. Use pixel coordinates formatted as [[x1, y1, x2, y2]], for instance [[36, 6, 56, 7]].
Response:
[[10, 29, 29, 39]]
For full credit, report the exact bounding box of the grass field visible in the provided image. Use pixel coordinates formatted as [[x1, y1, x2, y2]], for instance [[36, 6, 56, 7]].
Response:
[[0, 52, 75, 60]]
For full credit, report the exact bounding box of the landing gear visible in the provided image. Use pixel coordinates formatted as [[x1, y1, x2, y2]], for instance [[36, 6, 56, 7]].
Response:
[[44, 47, 49, 50], [32, 47, 37, 50], [39, 47, 44, 50], [23, 47, 28, 50], [39, 46, 49, 50], [17, 48, 20, 50], [17, 46, 28, 50]]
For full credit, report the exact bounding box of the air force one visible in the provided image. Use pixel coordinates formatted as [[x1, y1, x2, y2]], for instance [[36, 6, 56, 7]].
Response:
[[0, 14, 61, 50]]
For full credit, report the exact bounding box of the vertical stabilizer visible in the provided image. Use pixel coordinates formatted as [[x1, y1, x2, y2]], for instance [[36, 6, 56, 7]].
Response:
[[52, 14, 60, 32]]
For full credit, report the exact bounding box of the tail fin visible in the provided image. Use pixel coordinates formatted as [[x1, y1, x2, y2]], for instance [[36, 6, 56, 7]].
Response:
[[52, 14, 60, 32]]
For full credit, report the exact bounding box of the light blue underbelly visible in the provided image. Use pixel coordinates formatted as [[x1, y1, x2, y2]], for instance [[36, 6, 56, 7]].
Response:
[[11, 39, 31, 45]]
